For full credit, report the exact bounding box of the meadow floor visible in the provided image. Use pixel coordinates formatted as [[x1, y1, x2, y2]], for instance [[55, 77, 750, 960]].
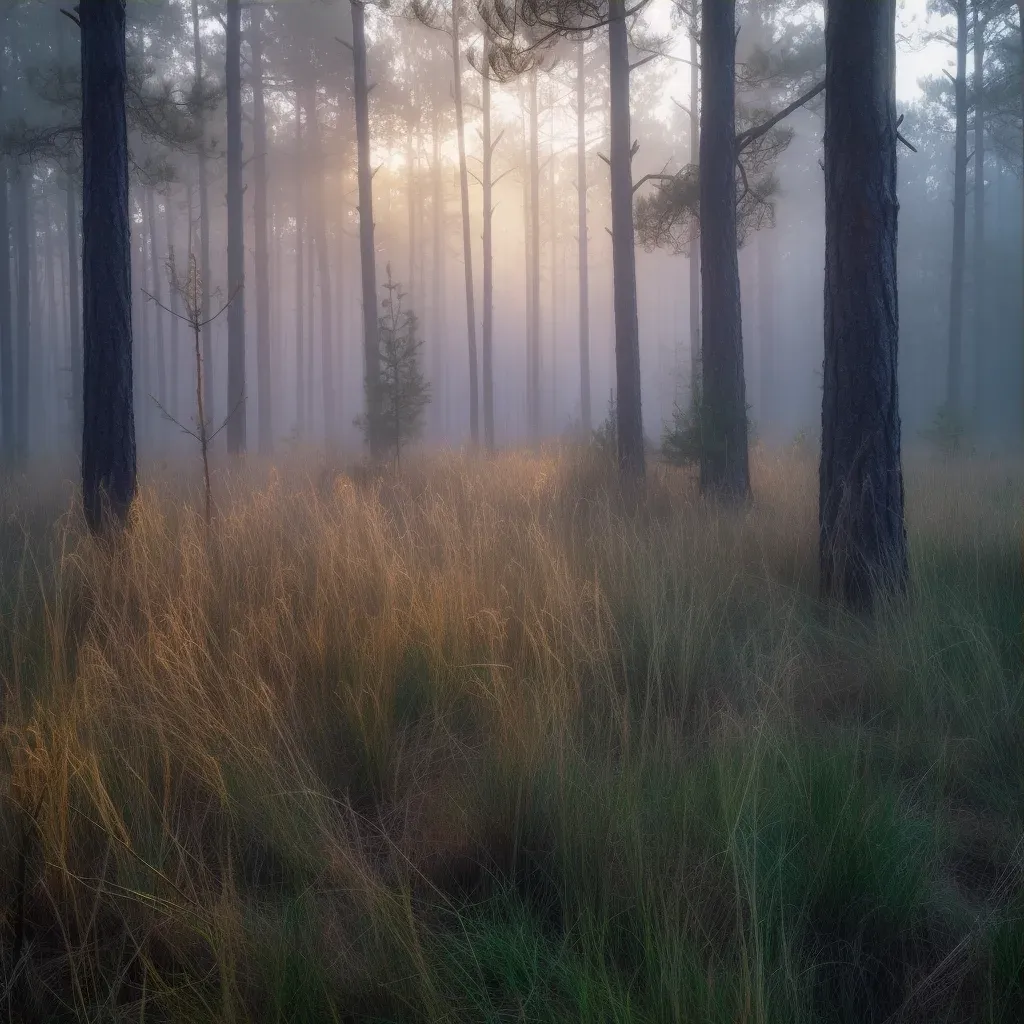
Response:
[[0, 448, 1022, 1023]]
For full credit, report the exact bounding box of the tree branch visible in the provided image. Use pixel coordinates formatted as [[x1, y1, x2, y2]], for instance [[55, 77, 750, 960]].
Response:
[[735, 79, 825, 153]]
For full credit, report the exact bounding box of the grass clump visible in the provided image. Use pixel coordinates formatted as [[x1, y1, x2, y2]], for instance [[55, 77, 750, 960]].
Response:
[[0, 449, 1021, 1022]]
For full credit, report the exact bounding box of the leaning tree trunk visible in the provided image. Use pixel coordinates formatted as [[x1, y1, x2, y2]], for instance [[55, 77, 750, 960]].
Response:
[[307, 88, 336, 448], [352, 0, 381, 455], [225, 0, 246, 454], [482, 32, 495, 451], [191, 0, 213, 434], [80, 0, 136, 533], [688, 29, 701, 408], [699, 0, 748, 500], [251, 8, 273, 454], [576, 39, 591, 433], [946, 0, 968, 419], [13, 166, 30, 464], [820, 0, 907, 611], [451, 2, 479, 445], [609, 0, 644, 481], [972, 0, 985, 418]]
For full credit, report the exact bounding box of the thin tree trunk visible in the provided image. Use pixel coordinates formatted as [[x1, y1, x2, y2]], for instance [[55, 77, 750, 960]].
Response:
[[0, 161, 11, 464], [482, 31, 495, 450], [522, 100, 533, 437], [431, 110, 445, 439], [609, 0, 644, 480], [306, 88, 336, 448], [307, 203, 316, 432], [699, 0, 748, 499], [80, 0, 135, 532], [225, 0, 246, 454], [352, 0, 381, 454], [549, 129, 557, 431], [251, 7, 272, 454], [946, 0, 968, 418], [191, 0, 213, 435], [295, 96, 305, 437], [820, 0, 907, 610], [972, 1, 985, 419], [451, 2, 479, 445], [145, 188, 167, 411], [529, 70, 541, 438], [165, 189, 180, 418], [689, 29, 701, 406], [758, 230, 776, 435], [576, 40, 591, 433], [13, 166, 30, 463]]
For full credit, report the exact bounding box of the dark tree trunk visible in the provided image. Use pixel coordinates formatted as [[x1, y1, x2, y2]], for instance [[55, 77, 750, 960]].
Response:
[[820, 0, 907, 610], [576, 41, 591, 433], [352, 0, 381, 454], [145, 188, 167, 410], [688, 29, 701, 406], [13, 166, 30, 464], [482, 32, 495, 451], [306, 89, 336, 448], [192, 0, 213, 434], [528, 71, 541, 438], [451, 2, 479, 445], [946, 0, 968, 417], [80, 0, 136, 532], [699, 0, 748, 499], [295, 96, 305, 438], [0, 161, 11, 464], [165, 189, 180, 418], [609, 0, 644, 481], [972, 0, 985, 417], [251, 8, 272, 454], [225, 0, 246, 454]]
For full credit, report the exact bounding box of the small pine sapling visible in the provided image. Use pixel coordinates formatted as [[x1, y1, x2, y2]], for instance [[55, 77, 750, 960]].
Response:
[[361, 263, 431, 465]]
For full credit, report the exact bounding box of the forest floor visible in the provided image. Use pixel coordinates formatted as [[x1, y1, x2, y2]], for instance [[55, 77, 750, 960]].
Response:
[[0, 446, 1022, 1023]]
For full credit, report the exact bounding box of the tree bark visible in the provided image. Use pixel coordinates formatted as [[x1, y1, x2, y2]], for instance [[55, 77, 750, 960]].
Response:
[[699, 0, 748, 499], [191, 0, 214, 435], [352, 0, 381, 454], [251, 7, 273, 454], [80, 0, 136, 532], [451, 1, 479, 445], [946, 0, 968, 417], [576, 40, 591, 433], [482, 32, 495, 451], [225, 0, 246, 454], [820, 0, 907, 610]]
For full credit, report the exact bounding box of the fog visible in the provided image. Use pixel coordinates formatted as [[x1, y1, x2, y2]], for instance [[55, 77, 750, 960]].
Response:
[[2, 0, 1022, 463]]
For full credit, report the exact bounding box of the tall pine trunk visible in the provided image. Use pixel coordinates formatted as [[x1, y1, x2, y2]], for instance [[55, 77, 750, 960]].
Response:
[[972, 1, 985, 418], [165, 190, 180, 417], [225, 0, 246, 454], [451, 2, 479, 444], [431, 111, 446, 439], [0, 161, 11, 463], [80, 0, 135, 532], [306, 88, 336, 448], [145, 188, 167, 411], [576, 40, 591, 433], [528, 71, 541, 438], [699, 0, 748, 500], [757, 229, 776, 436], [609, 0, 644, 481], [482, 33, 495, 450], [191, 0, 213, 433], [295, 97, 306, 437], [820, 0, 907, 610], [688, 29, 700, 406], [13, 166, 30, 464], [251, 8, 272, 454], [352, 0, 381, 454], [946, 0, 968, 418]]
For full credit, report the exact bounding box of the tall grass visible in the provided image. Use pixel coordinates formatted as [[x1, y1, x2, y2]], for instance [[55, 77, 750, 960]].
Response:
[[0, 447, 1021, 1022]]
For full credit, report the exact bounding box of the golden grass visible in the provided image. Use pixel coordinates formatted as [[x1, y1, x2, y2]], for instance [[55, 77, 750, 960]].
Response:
[[0, 447, 1020, 1022]]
